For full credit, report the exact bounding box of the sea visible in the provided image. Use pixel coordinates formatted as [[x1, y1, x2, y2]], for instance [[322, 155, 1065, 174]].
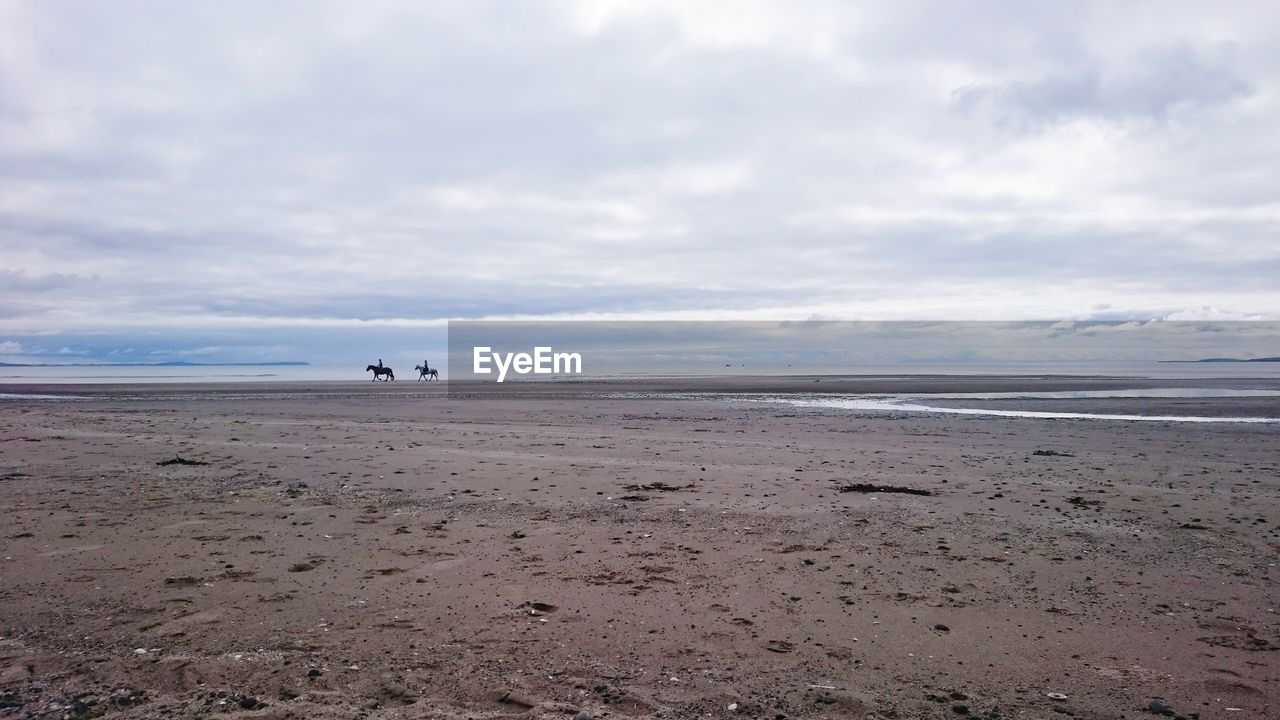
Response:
[[3, 361, 1280, 384], [4, 361, 1279, 424], [4, 360, 1280, 385]]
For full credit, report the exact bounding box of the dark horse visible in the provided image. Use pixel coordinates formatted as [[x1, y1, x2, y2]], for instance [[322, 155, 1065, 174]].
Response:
[[415, 364, 438, 381], [366, 364, 394, 381]]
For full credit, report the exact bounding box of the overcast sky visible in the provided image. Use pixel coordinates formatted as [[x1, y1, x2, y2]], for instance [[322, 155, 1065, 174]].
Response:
[[2, 1, 1278, 363]]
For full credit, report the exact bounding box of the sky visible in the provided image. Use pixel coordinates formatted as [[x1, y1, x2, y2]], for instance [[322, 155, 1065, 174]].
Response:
[[2, 1, 1279, 364]]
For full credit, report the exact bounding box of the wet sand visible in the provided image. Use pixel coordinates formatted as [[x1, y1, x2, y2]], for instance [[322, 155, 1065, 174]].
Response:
[[0, 379, 1277, 719]]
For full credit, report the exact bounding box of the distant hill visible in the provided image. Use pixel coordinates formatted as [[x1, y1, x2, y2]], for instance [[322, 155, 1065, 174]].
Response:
[[0, 361, 311, 367], [1160, 357, 1280, 363]]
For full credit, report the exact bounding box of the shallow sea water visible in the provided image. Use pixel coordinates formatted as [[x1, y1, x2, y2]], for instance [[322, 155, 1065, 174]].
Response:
[[756, 389, 1280, 424]]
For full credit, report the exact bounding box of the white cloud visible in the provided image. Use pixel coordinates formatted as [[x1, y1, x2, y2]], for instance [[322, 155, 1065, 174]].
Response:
[[952, 40, 1253, 128]]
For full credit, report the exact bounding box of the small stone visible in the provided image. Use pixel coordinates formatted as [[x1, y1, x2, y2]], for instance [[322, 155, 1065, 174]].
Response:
[[1147, 698, 1173, 715], [728, 702, 739, 711], [1046, 692, 1068, 700], [575, 712, 592, 720]]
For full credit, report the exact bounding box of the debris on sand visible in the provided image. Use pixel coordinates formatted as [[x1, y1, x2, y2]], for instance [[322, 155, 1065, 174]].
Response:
[[838, 483, 933, 496], [231, 693, 264, 711], [1031, 449, 1074, 457], [163, 576, 201, 586], [496, 690, 535, 708], [621, 481, 691, 492], [157, 456, 209, 466]]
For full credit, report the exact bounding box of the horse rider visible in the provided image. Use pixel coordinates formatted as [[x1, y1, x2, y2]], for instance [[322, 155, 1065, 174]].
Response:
[[377, 358, 383, 369]]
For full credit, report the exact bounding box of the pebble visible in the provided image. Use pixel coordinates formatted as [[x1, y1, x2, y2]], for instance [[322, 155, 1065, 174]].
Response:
[[728, 702, 739, 711], [575, 712, 591, 720], [1046, 692, 1067, 700]]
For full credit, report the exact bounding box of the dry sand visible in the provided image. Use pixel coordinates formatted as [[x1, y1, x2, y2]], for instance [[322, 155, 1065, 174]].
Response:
[[0, 379, 1276, 719]]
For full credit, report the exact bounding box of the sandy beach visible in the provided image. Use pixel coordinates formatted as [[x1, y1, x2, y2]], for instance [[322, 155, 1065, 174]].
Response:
[[1, 379, 1276, 719]]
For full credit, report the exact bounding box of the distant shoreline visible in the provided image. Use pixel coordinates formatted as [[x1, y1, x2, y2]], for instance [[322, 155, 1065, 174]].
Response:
[[1161, 357, 1280, 363], [0, 361, 311, 367]]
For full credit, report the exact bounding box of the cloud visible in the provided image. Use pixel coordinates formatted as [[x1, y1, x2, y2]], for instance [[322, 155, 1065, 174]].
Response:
[[952, 40, 1254, 129], [0, 269, 92, 292]]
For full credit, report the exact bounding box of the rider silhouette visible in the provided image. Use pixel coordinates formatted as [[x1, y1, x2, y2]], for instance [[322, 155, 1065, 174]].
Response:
[[377, 358, 383, 368]]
